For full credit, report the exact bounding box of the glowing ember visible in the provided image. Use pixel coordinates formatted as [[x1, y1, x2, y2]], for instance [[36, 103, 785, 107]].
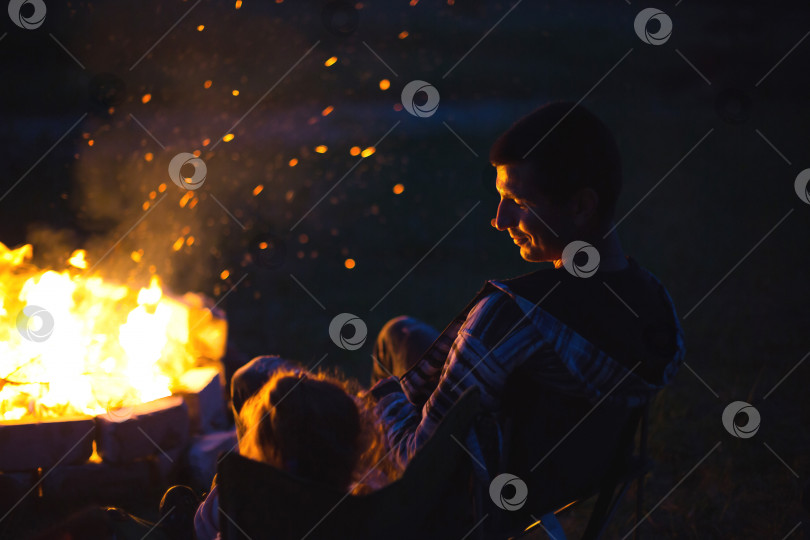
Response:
[[0, 242, 226, 421], [179, 191, 194, 208]]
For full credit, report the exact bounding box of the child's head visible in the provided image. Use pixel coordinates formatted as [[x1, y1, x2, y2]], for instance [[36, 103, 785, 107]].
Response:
[[237, 369, 380, 491]]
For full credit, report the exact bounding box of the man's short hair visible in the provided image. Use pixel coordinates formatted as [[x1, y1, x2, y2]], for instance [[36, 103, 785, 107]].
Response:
[[489, 102, 622, 225]]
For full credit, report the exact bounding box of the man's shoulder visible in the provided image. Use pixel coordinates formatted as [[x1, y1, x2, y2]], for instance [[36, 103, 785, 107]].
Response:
[[463, 288, 525, 336], [489, 257, 684, 383]]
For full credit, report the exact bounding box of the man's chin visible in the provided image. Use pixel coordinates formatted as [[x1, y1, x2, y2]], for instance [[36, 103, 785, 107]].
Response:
[[518, 245, 543, 263], [518, 245, 556, 264]]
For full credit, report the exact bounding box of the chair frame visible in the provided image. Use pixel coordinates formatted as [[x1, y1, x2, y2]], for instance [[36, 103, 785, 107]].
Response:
[[512, 400, 652, 540]]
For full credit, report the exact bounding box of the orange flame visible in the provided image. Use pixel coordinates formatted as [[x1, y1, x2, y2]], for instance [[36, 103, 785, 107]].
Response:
[[0, 242, 227, 421]]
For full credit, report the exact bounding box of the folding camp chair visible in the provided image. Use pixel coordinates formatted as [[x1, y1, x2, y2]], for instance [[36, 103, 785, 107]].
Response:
[[479, 363, 652, 540], [216, 386, 483, 540]]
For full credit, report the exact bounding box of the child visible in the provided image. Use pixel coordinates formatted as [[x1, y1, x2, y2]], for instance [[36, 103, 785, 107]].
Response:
[[194, 360, 394, 540]]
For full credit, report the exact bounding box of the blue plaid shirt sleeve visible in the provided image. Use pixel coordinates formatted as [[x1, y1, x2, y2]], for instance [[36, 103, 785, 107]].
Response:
[[373, 279, 683, 470]]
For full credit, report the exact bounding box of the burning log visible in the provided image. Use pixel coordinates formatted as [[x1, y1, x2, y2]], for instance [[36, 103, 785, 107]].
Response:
[[0, 417, 94, 472], [95, 396, 189, 465]]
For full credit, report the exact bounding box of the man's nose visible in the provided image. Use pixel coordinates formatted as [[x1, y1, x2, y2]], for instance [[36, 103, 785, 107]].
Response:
[[493, 200, 514, 231]]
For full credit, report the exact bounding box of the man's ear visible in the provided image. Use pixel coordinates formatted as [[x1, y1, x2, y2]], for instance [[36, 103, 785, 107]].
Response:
[[571, 187, 599, 228]]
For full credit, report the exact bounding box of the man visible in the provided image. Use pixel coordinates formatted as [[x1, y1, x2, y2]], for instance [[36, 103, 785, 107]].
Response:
[[369, 102, 686, 476]]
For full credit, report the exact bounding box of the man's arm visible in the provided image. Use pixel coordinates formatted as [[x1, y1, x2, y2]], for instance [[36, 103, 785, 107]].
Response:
[[371, 292, 545, 469]]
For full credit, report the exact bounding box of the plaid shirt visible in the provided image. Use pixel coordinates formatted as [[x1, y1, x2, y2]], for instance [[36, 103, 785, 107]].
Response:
[[372, 273, 686, 471]]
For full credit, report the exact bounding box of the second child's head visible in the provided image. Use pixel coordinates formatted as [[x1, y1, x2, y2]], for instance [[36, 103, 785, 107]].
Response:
[[238, 370, 379, 492]]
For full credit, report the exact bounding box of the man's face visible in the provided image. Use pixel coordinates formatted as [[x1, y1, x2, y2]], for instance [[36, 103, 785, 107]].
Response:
[[493, 163, 572, 263]]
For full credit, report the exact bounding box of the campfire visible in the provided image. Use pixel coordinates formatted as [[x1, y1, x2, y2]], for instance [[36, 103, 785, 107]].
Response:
[[0, 241, 226, 422], [0, 240, 233, 499]]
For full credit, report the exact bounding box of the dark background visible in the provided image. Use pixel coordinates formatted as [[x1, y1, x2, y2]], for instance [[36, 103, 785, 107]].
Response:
[[1, 0, 809, 538]]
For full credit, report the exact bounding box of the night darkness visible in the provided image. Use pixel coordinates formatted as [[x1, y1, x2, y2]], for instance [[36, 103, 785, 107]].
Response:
[[1, 0, 810, 538]]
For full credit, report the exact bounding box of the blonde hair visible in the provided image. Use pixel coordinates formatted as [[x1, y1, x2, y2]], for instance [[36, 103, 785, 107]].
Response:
[[237, 369, 397, 492]]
